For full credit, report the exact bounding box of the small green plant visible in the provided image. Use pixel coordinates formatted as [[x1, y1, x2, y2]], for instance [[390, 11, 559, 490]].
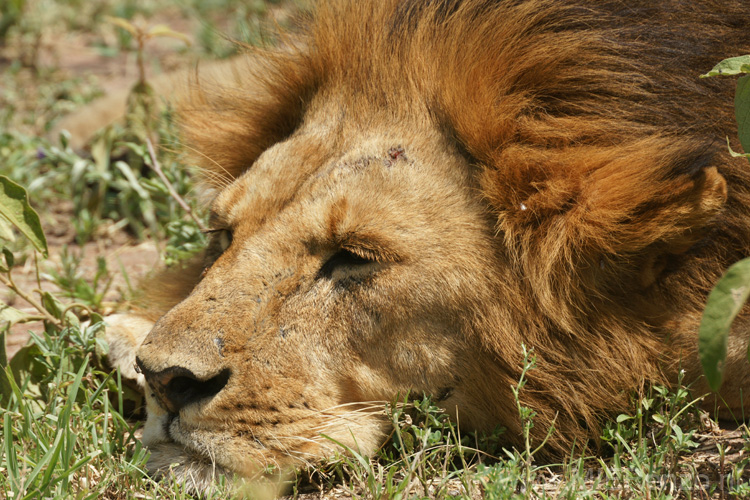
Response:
[[26, 121, 205, 245], [0, 0, 25, 44], [478, 345, 561, 499], [46, 248, 115, 311], [311, 390, 505, 499], [510, 344, 557, 488], [0, 175, 56, 337], [106, 16, 191, 143], [698, 55, 750, 391], [599, 371, 704, 497]]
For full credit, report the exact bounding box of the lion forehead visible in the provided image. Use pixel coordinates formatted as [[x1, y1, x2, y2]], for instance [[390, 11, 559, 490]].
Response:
[[213, 121, 469, 238]]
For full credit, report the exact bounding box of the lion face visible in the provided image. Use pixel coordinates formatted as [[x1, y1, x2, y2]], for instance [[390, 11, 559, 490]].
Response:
[[135, 101, 509, 482]]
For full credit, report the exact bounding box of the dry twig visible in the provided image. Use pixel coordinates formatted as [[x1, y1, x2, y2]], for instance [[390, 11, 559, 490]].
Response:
[[144, 138, 208, 232]]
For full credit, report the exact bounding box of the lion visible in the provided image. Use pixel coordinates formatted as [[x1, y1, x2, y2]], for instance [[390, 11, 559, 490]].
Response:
[[97, 0, 750, 491]]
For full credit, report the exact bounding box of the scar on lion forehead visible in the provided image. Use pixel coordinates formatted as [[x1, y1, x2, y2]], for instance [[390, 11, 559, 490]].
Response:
[[315, 145, 411, 179]]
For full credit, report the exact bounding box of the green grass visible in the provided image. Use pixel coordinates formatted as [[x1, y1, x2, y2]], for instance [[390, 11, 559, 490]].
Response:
[[1, 1, 749, 499], [2, 328, 749, 499]]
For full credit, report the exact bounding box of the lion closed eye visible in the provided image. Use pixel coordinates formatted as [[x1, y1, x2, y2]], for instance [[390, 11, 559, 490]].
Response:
[[98, 0, 750, 492]]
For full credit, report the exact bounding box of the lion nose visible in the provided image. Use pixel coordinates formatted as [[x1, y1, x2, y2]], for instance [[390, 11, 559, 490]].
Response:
[[136, 357, 230, 414]]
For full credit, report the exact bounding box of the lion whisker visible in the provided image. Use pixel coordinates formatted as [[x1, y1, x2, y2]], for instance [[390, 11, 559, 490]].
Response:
[[164, 138, 235, 189], [265, 436, 317, 469], [162, 139, 233, 189], [303, 409, 386, 429], [313, 400, 389, 413]]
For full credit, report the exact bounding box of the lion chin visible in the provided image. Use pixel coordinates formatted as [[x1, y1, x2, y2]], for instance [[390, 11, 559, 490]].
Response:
[[138, 388, 390, 492], [91, 0, 750, 492]]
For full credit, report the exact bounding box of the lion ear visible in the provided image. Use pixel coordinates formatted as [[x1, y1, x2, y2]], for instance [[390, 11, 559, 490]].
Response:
[[481, 137, 727, 314]]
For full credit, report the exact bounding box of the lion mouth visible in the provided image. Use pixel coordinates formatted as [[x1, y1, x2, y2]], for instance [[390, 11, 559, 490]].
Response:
[[158, 412, 197, 452], [162, 413, 218, 456], [163, 412, 178, 441], [145, 412, 243, 486], [156, 410, 280, 474], [140, 393, 234, 480]]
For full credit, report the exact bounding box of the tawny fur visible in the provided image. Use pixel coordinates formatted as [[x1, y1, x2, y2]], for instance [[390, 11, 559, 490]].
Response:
[[99, 0, 750, 488]]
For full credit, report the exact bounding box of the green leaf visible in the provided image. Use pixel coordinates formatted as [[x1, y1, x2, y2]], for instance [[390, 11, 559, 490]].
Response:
[[113, 161, 150, 200], [146, 24, 192, 46], [94, 320, 109, 358], [0, 364, 19, 408], [0, 216, 15, 242], [104, 15, 139, 37], [698, 257, 750, 391], [9, 343, 45, 388], [735, 75, 750, 154], [3, 247, 14, 268], [701, 55, 750, 77], [40, 291, 79, 326], [0, 303, 37, 326], [0, 176, 47, 256], [0, 324, 7, 368], [671, 423, 683, 440]]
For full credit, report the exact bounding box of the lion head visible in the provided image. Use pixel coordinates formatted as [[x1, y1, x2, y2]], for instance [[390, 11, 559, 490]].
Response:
[[109, 0, 750, 491]]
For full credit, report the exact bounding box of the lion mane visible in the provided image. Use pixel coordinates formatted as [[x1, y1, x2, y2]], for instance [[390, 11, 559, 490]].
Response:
[[106, 0, 750, 488]]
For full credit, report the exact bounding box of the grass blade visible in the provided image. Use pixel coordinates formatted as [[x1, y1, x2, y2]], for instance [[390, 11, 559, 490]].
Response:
[[22, 427, 65, 496]]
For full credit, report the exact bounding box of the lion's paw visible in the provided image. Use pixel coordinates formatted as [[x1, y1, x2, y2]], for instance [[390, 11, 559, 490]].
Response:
[[103, 314, 154, 388]]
